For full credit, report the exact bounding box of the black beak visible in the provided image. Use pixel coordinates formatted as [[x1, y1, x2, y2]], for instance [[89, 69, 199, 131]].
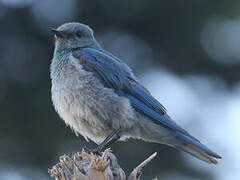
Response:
[[51, 28, 64, 38]]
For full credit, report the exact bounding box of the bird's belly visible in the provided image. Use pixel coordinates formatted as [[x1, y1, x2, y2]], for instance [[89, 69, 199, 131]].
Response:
[[51, 70, 136, 144]]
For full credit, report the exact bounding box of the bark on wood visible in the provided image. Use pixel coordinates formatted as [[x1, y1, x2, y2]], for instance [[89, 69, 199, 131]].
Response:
[[49, 149, 158, 180]]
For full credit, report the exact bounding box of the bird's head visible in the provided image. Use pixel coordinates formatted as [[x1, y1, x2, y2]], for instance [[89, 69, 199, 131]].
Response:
[[52, 22, 100, 52]]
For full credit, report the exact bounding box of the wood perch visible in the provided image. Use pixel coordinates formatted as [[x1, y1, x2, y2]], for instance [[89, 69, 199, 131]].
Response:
[[49, 148, 158, 180]]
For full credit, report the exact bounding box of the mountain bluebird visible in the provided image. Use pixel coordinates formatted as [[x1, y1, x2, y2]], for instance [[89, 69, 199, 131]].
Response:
[[50, 22, 221, 164]]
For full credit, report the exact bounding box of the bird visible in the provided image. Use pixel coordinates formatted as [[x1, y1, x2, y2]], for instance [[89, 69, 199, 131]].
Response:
[[50, 22, 221, 164]]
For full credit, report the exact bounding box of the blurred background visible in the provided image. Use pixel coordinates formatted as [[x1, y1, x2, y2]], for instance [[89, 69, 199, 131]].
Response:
[[0, 0, 239, 179]]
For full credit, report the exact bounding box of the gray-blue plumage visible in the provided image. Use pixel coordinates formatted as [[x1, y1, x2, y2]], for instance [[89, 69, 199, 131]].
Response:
[[50, 22, 221, 164]]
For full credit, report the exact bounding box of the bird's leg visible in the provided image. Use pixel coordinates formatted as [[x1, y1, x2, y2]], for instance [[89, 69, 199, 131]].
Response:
[[86, 129, 121, 155], [96, 129, 121, 151]]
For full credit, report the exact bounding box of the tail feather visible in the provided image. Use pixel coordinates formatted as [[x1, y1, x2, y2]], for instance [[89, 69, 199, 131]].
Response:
[[174, 131, 222, 164]]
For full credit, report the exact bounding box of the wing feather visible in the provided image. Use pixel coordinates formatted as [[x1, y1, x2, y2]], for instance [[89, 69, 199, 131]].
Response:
[[71, 48, 185, 132]]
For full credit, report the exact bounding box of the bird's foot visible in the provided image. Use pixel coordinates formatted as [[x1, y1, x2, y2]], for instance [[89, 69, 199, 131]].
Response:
[[83, 146, 102, 156], [83, 129, 121, 156]]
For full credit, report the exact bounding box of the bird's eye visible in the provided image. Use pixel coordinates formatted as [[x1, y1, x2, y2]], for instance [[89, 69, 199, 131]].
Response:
[[76, 31, 82, 38]]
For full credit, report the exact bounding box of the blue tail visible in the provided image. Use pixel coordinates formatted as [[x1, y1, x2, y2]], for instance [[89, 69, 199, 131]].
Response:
[[173, 131, 222, 164]]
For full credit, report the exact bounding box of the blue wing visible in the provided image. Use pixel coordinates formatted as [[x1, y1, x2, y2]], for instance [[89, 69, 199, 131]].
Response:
[[72, 48, 222, 164], [72, 48, 187, 133]]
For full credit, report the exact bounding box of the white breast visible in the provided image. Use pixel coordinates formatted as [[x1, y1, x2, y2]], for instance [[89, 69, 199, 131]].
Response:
[[51, 55, 137, 144]]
